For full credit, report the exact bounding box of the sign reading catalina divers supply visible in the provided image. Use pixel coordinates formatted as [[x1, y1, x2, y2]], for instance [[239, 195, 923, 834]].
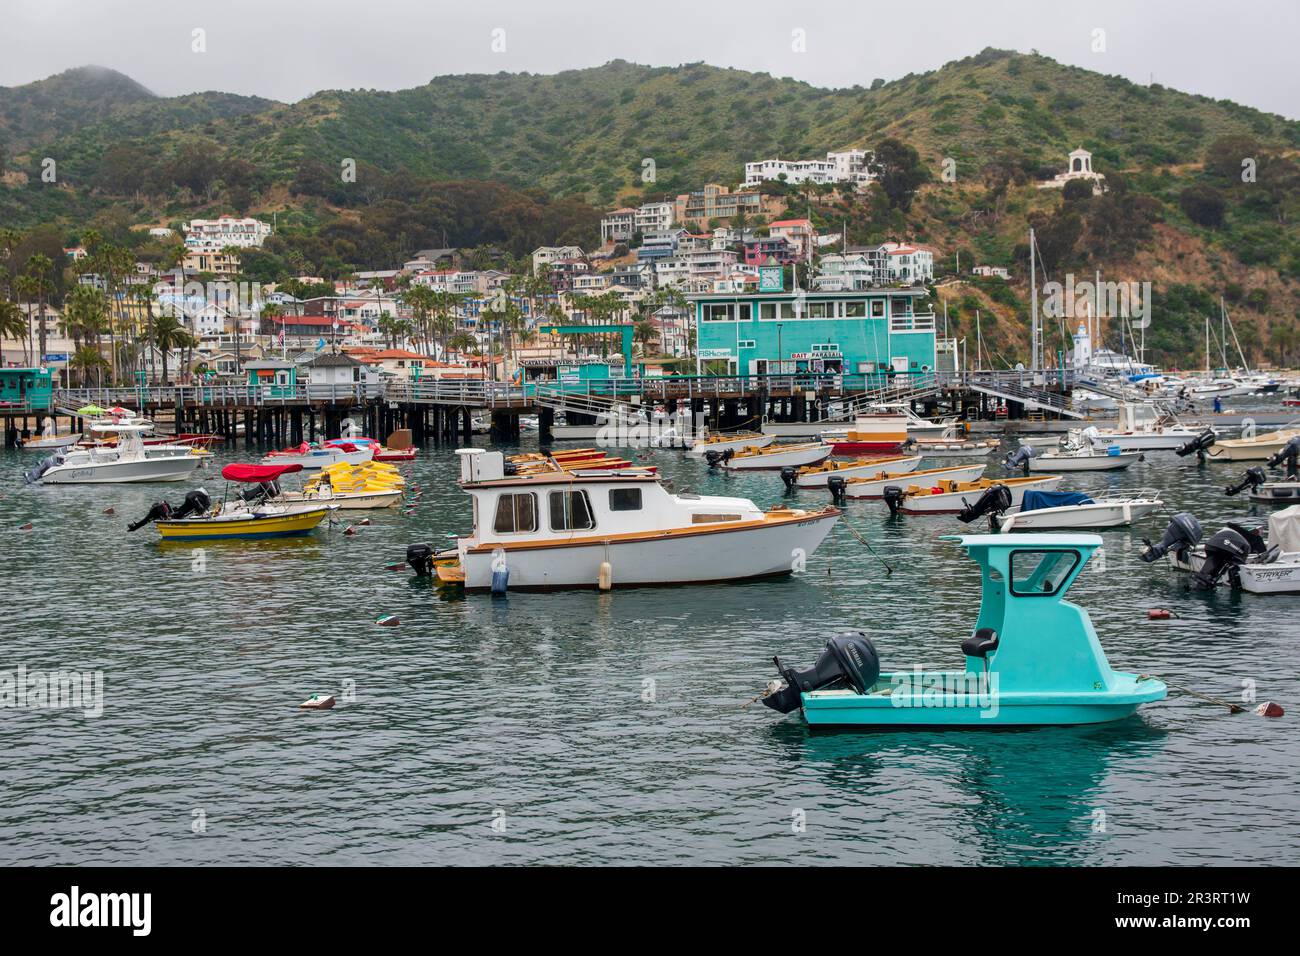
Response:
[[758, 266, 783, 293]]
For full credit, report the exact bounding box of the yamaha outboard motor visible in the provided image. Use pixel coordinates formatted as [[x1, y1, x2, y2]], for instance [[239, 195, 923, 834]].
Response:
[[127, 489, 211, 531], [406, 543, 434, 578], [827, 475, 847, 506], [1176, 429, 1217, 462], [780, 466, 798, 491], [762, 632, 881, 715], [1003, 444, 1035, 474], [1140, 512, 1202, 562], [704, 448, 734, 469], [1193, 527, 1251, 590], [882, 485, 904, 516], [958, 483, 1013, 529], [24, 453, 63, 484], [1267, 435, 1300, 480], [1225, 467, 1267, 497]]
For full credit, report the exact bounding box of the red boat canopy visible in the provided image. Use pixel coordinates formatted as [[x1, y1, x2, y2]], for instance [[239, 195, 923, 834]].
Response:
[[220, 463, 304, 482]]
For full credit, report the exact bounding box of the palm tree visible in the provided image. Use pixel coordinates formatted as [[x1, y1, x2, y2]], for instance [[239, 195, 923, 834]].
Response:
[[150, 313, 189, 384], [634, 318, 658, 357], [61, 285, 110, 352], [20, 254, 56, 368], [401, 284, 436, 357], [0, 299, 29, 365], [70, 344, 109, 388]]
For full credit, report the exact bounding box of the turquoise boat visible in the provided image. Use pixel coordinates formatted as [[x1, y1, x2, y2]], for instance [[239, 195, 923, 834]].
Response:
[[761, 533, 1167, 727]]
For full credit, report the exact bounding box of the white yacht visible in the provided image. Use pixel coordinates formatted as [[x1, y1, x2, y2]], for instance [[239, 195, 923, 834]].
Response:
[[28, 424, 204, 484], [419, 449, 841, 591]]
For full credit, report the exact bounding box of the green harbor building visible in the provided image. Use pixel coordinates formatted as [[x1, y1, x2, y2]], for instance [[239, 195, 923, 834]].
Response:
[[691, 286, 939, 386]]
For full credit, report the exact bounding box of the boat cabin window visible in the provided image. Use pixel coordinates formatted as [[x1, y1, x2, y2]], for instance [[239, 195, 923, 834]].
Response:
[[1009, 550, 1080, 596], [608, 487, 643, 512], [493, 493, 538, 534], [549, 490, 595, 531]]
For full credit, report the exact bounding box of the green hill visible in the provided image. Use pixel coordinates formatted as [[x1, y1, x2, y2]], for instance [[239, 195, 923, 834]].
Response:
[[2, 50, 1298, 367]]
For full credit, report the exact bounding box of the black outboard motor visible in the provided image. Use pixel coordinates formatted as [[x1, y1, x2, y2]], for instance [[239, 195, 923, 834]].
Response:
[[780, 466, 798, 491], [1176, 429, 1217, 462], [762, 632, 881, 715], [1225, 467, 1267, 497], [406, 543, 434, 577], [827, 475, 847, 505], [240, 480, 279, 504], [1003, 444, 1035, 474], [1193, 527, 1251, 590], [882, 485, 904, 516], [957, 483, 1013, 529], [1140, 512, 1203, 563], [1266, 435, 1300, 480], [704, 449, 722, 468], [127, 489, 211, 531]]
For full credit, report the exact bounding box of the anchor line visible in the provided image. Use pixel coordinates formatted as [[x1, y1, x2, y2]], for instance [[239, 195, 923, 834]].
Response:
[[1140, 674, 1245, 713], [838, 517, 893, 574]]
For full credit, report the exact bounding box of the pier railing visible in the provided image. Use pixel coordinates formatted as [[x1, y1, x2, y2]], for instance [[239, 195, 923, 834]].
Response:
[[45, 368, 1085, 416]]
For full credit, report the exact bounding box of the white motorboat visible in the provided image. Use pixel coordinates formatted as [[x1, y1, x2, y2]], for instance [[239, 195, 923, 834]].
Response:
[[882, 475, 1063, 515], [1087, 402, 1210, 451], [1146, 509, 1300, 594], [720, 441, 831, 471], [260, 441, 375, 469], [1014, 430, 1142, 472], [1189, 378, 1242, 398], [1205, 427, 1300, 462], [17, 417, 82, 452], [789, 454, 921, 488], [839, 463, 988, 499], [688, 430, 774, 457], [998, 489, 1164, 532], [27, 423, 204, 484], [416, 449, 841, 591]]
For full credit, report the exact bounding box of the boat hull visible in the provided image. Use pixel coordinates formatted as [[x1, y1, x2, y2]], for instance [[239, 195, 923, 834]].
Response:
[[687, 434, 773, 457], [1238, 557, 1300, 594], [898, 477, 1062, 514], [1027, 452, 1139, 471], [40, 455, 201, 483], [19, 434, 82, 451], [290, 489, 402, 510], [261, 448, 375, 469], [1088, 431, 1199, 451], [723, 444, 831, 470], [800, 671, 1165, 727], [459, 511, 839, 590], [1206, 430, 1300, 462], [1000, 500, 1162, 530], [155, 508, 330, 540], [844, 464, 988, 499], [794, 455, 921, 488]]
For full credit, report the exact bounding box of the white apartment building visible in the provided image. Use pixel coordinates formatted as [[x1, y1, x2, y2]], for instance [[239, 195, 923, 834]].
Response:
[[879, 243, 934, 284], [600, 209, 636, 245], [634, 201, 674, 234], [532, 246, 586, 274], [744, 149, 874, 189], [184, 216, 272, 249]]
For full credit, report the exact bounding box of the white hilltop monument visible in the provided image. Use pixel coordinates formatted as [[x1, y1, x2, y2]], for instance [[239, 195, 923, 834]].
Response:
[[1038, 147, 1106, 194]]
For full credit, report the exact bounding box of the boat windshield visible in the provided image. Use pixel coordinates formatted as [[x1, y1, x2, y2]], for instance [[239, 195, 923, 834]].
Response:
[[1009, 549, 1080, 596]]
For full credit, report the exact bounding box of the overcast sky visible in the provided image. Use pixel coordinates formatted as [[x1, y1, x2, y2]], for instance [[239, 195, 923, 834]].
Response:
[[2, 0, 1297, 118]]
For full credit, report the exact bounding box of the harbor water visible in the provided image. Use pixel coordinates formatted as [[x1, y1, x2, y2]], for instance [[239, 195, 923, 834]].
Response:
[[2, 435, 1298, 865]]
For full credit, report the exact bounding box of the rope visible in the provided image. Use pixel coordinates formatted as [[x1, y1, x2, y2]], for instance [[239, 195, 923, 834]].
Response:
[[1140, 674, 1244, 713], [838, 516, 893, 574]]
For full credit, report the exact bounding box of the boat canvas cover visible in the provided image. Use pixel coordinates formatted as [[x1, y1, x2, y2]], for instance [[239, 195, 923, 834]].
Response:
[[1267, 505, 1300, 553], [221, 463, 305, 482], [1020, 490, 1094, 512]]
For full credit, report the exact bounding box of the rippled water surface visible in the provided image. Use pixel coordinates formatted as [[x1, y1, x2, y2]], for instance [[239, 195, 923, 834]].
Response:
[[2, 425, 1298, 865]]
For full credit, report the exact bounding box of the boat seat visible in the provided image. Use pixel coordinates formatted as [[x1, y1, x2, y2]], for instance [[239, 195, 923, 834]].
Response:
[[961, 627, 999, 659], [1254, 545, 1282, 565]]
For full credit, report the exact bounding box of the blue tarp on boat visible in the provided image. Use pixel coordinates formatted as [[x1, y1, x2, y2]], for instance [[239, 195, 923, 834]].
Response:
[[1021, 490, 1094, 512]]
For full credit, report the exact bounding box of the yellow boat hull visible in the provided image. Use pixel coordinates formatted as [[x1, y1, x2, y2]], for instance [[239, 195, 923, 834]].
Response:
[[155, 508, 330, 540]]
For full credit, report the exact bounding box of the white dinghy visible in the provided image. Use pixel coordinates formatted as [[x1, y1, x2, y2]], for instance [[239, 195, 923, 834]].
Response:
[[998, 489, 1164, 532]]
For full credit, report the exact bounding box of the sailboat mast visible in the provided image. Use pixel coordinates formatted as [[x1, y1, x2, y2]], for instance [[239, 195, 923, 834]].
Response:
[[1029, 228, 1038, 373]]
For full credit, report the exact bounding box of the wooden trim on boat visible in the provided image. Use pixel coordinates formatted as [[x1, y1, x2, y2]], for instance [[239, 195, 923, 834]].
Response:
[[464, 506, 840, 554]]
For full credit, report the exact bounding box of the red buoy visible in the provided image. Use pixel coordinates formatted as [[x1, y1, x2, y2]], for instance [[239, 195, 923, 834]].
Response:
[[1256, 701, 1284, 718]]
